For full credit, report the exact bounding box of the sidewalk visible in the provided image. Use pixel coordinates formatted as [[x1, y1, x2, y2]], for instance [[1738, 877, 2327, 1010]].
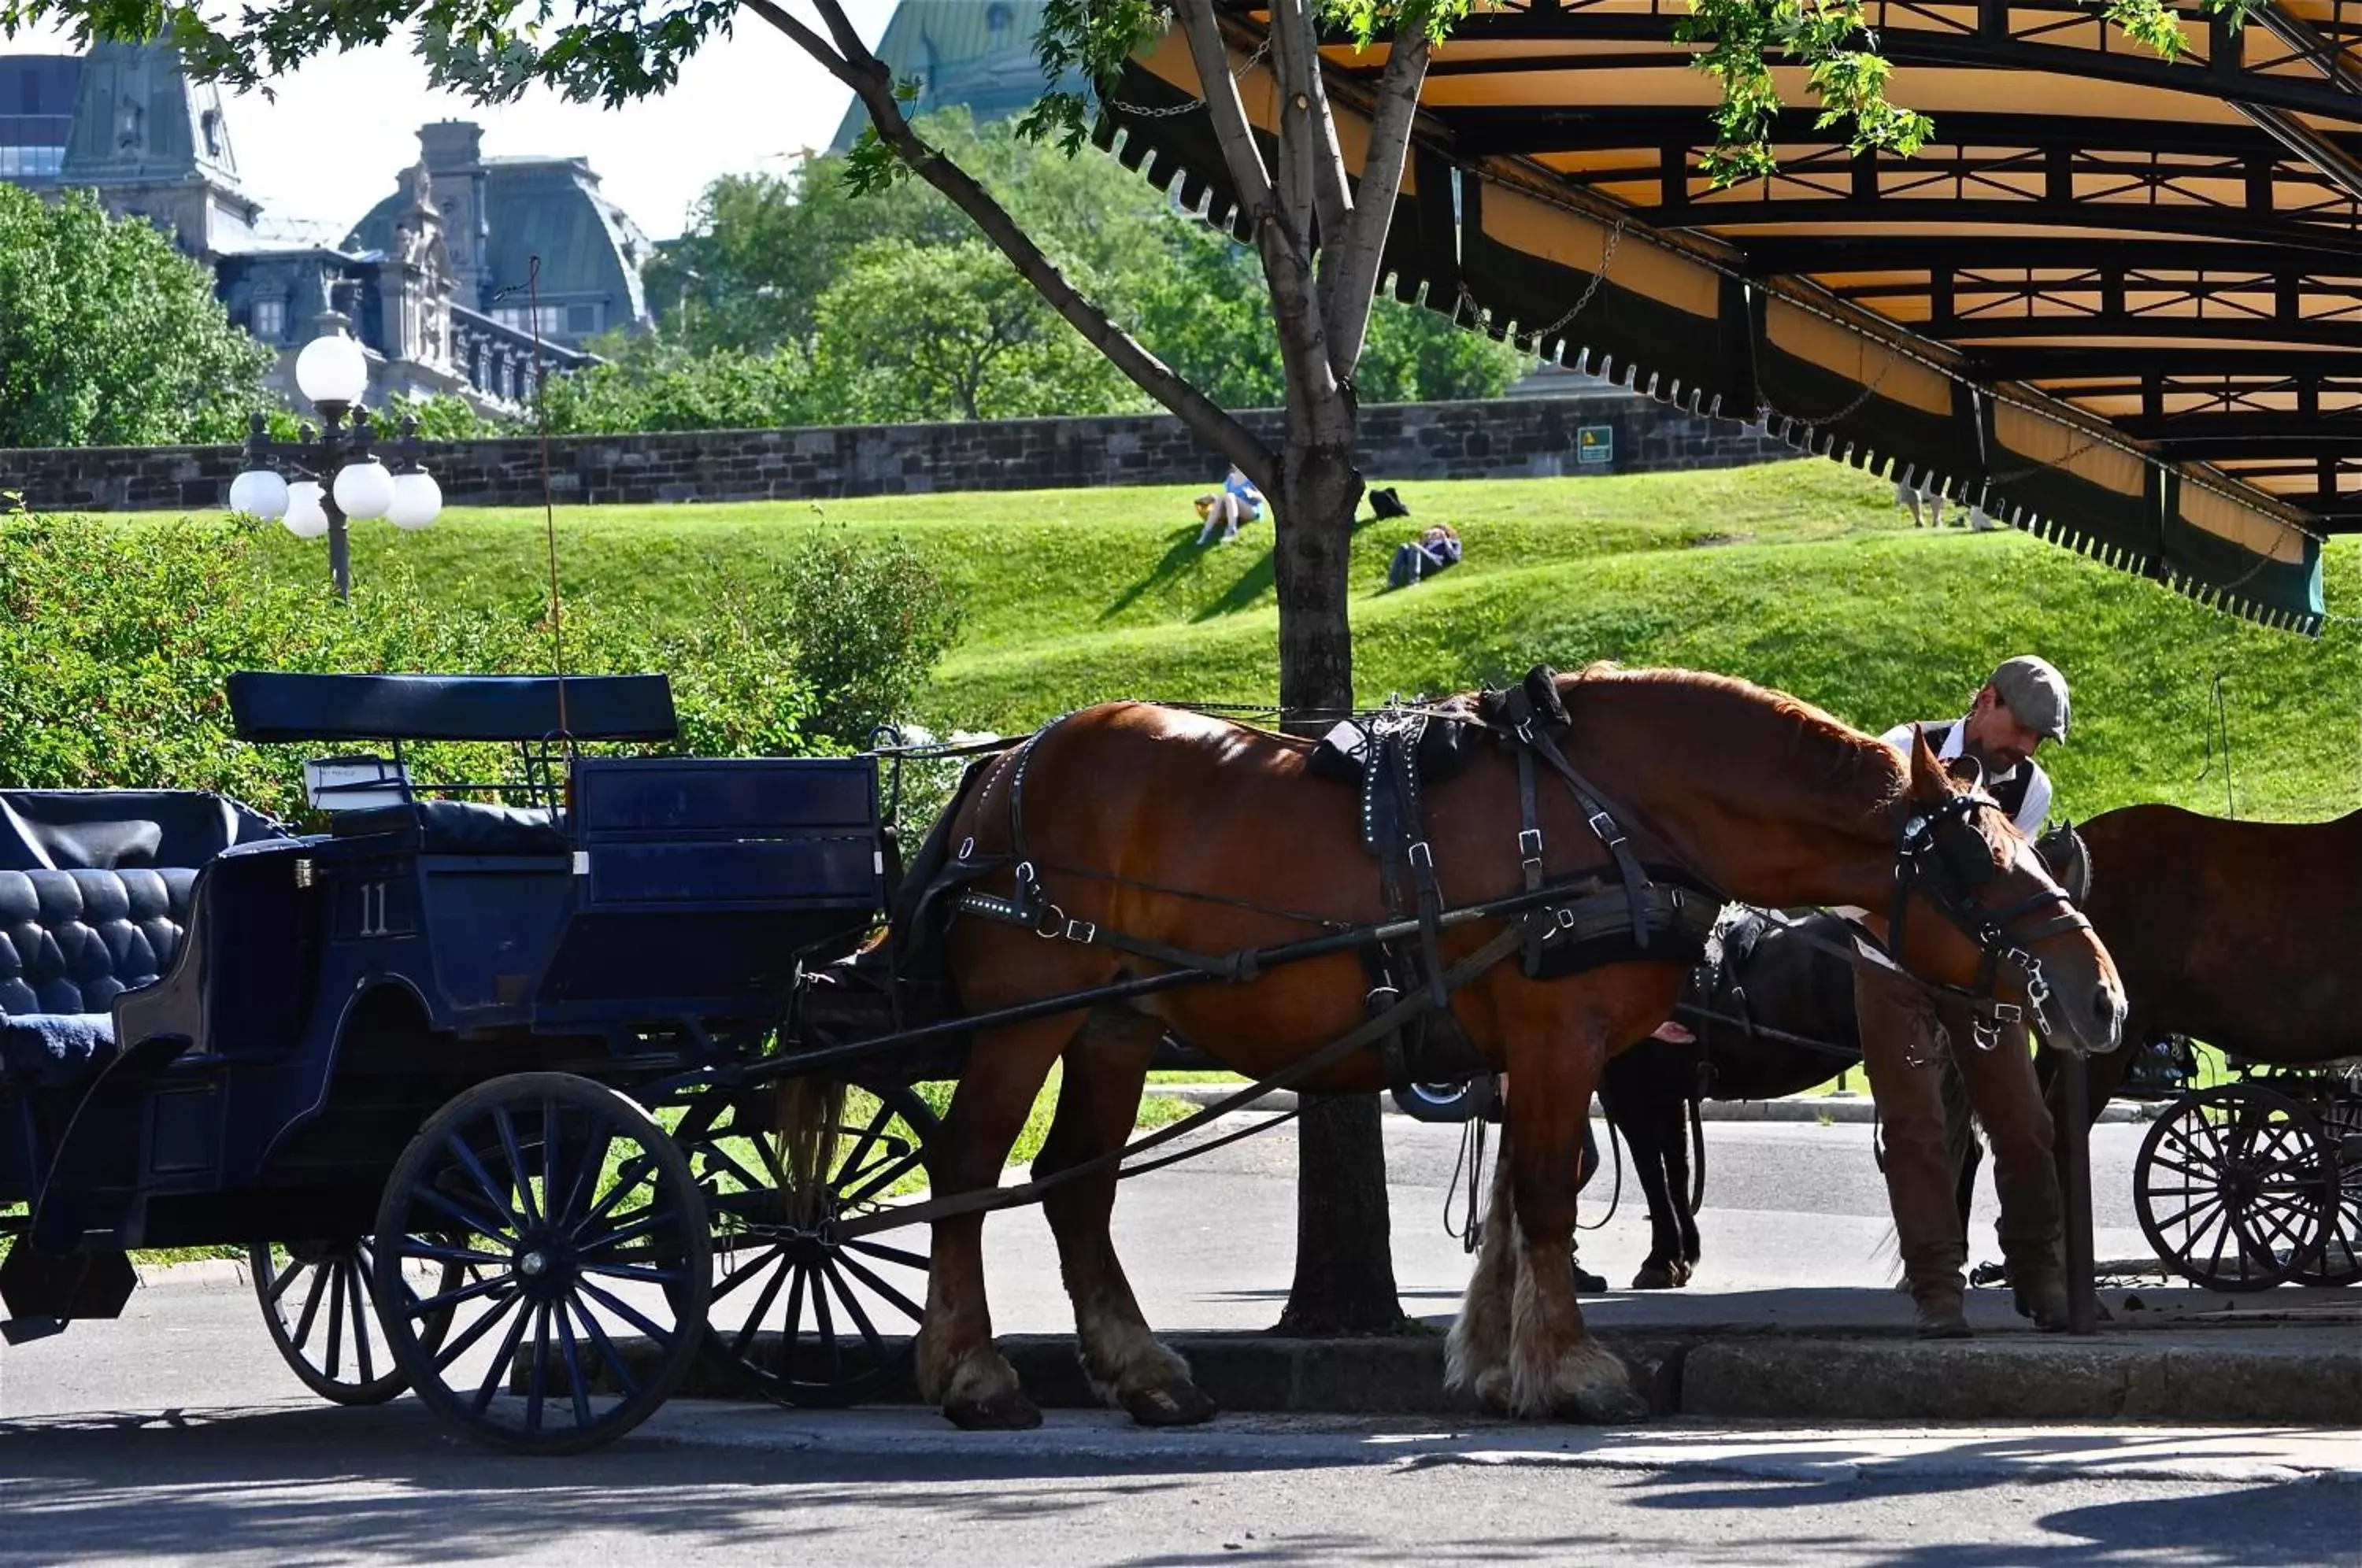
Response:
[[1157, 1082, 2153, 1124]]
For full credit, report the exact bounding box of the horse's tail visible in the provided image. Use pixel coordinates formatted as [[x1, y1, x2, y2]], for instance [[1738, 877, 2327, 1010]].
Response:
[[768, 1077, 846, 1226]]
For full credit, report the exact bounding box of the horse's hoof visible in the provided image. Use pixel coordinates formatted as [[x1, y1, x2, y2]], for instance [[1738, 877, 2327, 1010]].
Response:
[[1572, 1260, 1609, 1294], [1569, 1383, 1650, 1424], [1631, 1265, 1676, 1290], [1672, 1261, 1695, 1288], [1126, 1381, 1218, 1428], [945, 1388, 1043, 1430]]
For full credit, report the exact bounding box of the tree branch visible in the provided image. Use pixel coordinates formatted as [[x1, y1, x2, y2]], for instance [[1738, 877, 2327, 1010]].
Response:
[[1323, 19, 1431, 379], [743, 0, 857, 86], [1172, 0, 1340, 441], [1267, 0, 1320, 263], [1172, 0, 1277, 230], [751, 0, 1276, 488], [1278, 0, 1353, 319], [806, 0, 871, 69]]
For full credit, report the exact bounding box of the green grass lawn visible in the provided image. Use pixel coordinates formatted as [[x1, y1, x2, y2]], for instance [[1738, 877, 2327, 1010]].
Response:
[[251, 457, 2362, 821]]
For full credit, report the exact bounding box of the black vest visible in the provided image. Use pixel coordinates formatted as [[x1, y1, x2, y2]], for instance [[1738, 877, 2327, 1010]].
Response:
[[1943, 722, 2034, 823]]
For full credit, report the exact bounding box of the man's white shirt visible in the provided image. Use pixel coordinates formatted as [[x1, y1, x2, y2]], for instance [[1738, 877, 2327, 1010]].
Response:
[[1879, 718, 2052, 838]]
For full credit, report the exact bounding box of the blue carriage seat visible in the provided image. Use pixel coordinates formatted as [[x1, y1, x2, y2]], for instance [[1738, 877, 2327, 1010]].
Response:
[[0, 791, 287, 1089], [228, 671, 676, 855]]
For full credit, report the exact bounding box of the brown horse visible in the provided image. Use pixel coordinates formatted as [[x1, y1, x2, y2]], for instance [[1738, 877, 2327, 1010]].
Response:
[[2043, 806, 2362, 1121], [918, 667, 2123, 1429]]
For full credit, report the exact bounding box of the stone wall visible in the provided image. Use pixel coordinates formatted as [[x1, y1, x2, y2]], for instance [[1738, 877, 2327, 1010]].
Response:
[[0, 392, 1795, 514]]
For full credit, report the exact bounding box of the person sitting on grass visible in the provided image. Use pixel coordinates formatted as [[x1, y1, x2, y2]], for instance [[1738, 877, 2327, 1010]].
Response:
[[1386, 522, 1462, 590], [1194, 465, 1264, 545]]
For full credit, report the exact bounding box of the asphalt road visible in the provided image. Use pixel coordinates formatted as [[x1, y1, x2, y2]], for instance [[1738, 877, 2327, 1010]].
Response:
[[1, 1400, 2353, 1566], [6, 1117, 2353, 1565]]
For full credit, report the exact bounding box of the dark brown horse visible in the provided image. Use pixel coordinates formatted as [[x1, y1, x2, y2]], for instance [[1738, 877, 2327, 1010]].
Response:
[[2043, 806, 2362, 1121], [916, 667, 2123, 1429]]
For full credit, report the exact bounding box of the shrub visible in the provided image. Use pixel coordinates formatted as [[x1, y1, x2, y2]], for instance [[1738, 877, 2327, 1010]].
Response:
[[767, 523, 964, 749], [0, 512, 820, 819]]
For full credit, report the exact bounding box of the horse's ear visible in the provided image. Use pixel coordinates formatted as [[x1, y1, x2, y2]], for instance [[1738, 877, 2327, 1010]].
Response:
[[1905, 725, 1953, 802], [1943, 754, 1986, 793]]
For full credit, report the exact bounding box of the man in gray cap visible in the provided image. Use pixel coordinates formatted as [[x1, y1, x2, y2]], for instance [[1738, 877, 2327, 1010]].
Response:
[[1879, 654, 2070, 838], [1857, 656, 2075, 1338]]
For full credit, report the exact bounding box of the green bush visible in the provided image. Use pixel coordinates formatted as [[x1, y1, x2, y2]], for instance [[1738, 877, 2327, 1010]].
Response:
[[768, 523, 964, 749], [0, 512, 957, 815]]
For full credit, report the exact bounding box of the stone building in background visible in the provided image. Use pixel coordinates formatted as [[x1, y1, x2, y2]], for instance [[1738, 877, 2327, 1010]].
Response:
[[829, 0, 1067, 151], [0, 39, 653, 418]]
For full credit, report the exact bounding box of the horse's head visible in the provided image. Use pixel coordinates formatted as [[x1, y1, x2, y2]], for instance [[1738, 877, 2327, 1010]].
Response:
[[1890, 730, 2124, 1053], [2034, 819, 2092, 904]]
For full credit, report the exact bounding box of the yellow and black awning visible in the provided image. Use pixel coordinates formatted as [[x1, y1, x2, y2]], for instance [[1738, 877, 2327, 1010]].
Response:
[[1101, 1, 2355, 631]]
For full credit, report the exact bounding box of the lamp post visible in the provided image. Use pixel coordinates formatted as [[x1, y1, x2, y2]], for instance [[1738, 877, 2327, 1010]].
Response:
[[226, 324, 445, 599]]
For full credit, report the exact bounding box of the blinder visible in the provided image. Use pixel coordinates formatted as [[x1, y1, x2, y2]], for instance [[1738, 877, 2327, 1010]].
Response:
[[1889, 790, 2090, 1045]]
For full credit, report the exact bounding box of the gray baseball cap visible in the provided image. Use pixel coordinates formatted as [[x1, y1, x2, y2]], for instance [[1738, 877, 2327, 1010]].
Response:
[[1989, 655, 2070, 741]]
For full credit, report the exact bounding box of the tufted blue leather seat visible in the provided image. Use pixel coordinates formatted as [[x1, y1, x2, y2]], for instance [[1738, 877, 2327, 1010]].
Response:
[[0, 867, 198, 1089]]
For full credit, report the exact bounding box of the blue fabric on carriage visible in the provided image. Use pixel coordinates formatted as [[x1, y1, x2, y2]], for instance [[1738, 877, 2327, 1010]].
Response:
[[0, 1011, 116, 1089], [0, 790, 284, 872], [328, 799, 568, 856], [0, 867, 196, 1019]]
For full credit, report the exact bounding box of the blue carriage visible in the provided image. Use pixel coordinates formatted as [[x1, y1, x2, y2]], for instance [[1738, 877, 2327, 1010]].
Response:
[[0, 671, 938, 1452]]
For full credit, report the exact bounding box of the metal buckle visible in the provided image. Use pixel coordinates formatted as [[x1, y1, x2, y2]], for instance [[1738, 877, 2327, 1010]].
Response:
[[1586, 811, 1626, 849], [1366, 983, 1401, 1006], [1553, 906, 1578, 930], [1014, 860, 1035, 889], [1063, 917, 1098, 945], [958, 835, 976, 860], [1407, 840, 1434, 870], [1517, 827, 1544, 871]]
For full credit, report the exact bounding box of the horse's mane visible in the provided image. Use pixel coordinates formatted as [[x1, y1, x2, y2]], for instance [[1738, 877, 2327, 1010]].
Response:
[[1560, 662, 1908, 812]]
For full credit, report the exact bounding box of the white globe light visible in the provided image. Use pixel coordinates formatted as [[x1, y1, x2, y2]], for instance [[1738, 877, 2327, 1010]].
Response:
[[283, 480, 329, 540], [294, 331, 369, 406], [228, 468, 288, 520], [387, 469, 442, 531], [332, 458, 394, 521]]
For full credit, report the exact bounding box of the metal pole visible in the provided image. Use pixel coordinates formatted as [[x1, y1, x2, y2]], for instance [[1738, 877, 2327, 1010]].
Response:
[[319, 403, 351, 601], [2061, 1047, 2099, 1334], [326, 501, 351, 601]]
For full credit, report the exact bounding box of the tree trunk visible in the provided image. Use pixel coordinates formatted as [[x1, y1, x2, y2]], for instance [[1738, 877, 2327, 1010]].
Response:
[[1271, 423, 1405, 1337]]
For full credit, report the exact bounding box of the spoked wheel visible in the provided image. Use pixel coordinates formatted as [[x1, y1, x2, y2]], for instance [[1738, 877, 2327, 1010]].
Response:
[[2294, 1092, 2362, 1288], [372, 1072, 712, 1454], [669, 1081, 937, 1407], [248, 1237, 461, 1406], [2134, 1083, 2338, 1292]]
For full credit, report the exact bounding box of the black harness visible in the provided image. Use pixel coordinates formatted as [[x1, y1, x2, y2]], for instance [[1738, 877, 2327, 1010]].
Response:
[[1885, 791, 2093, 1048], [946, 667, 1720, 1092]]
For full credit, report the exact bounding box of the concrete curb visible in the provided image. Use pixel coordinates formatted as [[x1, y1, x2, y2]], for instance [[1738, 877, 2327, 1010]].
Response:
[[594, 1323, 2358, 1426], [1155, 1083, 2154, 1125]]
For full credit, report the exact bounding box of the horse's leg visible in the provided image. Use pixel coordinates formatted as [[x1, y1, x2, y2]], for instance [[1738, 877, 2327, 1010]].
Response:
[[915, 1011, 1076, 1429], [1445, 1121, 1520, 1409], [1608, 1074, 1683, 1290], [1664, 1094, 1701, 1286], [1035, 1008, 1216, 1427], [1502, 1012, 1645, 1422]]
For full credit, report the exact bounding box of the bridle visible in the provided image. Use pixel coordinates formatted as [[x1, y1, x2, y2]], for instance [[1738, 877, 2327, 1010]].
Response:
[[1887, 791, 2094, 1048]]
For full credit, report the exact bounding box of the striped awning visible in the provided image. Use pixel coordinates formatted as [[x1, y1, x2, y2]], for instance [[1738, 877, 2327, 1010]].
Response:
[[1099, 2, 2351, 631]]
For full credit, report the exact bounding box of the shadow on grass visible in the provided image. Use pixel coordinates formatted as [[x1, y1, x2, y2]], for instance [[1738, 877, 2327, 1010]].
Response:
[[1187, 514, 1393, 624], [1101, 527, 1216, 624]]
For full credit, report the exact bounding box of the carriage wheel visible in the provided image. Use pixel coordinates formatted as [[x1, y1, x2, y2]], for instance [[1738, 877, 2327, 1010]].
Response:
[[669, 1082, 936, 1407], [371, 1072, 712, 1454], [2134, 1083, 2336, 1292], [2294, 1093, 2362, 1289], [249, 1237, 461, 1406]]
